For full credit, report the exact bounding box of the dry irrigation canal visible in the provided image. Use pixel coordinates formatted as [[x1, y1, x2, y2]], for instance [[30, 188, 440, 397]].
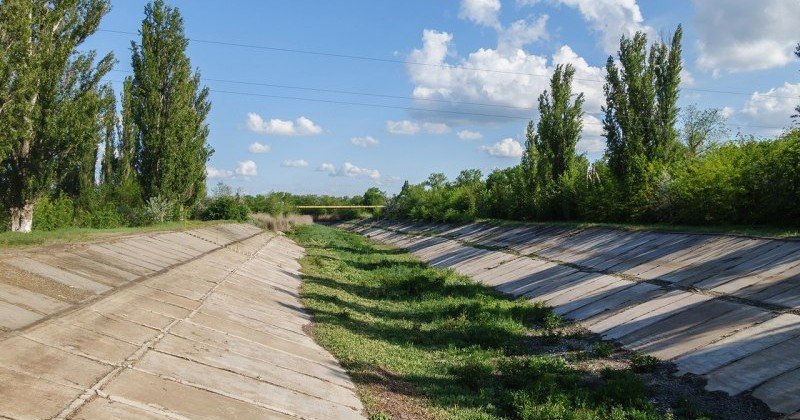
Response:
[[0, 221, 799, 418]]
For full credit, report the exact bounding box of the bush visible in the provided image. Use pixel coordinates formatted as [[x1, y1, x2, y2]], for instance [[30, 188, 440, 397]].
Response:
[[201, 195, 250, 221], [33, 195, 75, 231]]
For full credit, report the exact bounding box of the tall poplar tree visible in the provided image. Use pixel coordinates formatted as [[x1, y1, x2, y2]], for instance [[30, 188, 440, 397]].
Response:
[[130, 0, 211, 210], [603, 26, 683, 180], [0, 0, 113, 232], [116, 77, 138, 184], [534, 64, 585, 184]]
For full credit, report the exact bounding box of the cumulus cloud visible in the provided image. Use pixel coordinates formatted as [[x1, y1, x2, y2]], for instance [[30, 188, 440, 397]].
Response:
[[321, 162, 381, 180], [497, 15, 549, 53], [741, 82, 800, 132], [316, 163, 336, 173], [480, 138, 524, 158], [386, 120, 451, 135], [235, 160, 258, 176], [520, 0, 653, 53], [248, 142, 271, 154], [459, 0, 502, 29], [457, 130, 483, 140], [386, 120, 421, 135], [281, 159, 309, 168], [246, 113, 323, 136], [337, 162, 381, 180], [351, 136, 380, 147], [694, 0, 800, 73], [406, 30, 606, 122], [206, 166, 233, 179]]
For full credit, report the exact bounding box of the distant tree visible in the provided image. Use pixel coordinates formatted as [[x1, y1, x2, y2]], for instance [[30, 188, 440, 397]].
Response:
[[131, 0, 212, 210], [535, 64, 585, 184], [455, 169, 483, 186], [425, 173, 448, 190], [362, 187, 387, 206], [680, 105, 729, 158], [0, 0, 113, 232], [603, 26, 683, 179]]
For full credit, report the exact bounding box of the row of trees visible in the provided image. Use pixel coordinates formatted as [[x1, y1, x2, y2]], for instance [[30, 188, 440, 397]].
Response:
[[0, 0, 210, 232], [385, 29, 800, 226]]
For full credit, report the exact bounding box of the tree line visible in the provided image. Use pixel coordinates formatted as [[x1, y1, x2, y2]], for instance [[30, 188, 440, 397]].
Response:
[[0, 0, 209, 232], [385, 29, 800, 227]]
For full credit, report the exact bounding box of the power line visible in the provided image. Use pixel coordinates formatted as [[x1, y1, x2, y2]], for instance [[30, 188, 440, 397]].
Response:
[[99, 28, 800, 101], [108, 69, 537, 111], [104, 78, 790, 130]]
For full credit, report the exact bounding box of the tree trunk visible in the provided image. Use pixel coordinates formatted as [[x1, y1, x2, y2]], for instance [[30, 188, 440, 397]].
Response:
[[10, 203, 34, 233]]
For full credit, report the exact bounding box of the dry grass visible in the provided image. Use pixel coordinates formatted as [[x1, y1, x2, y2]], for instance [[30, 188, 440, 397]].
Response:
[[250, 213, 313, 232]]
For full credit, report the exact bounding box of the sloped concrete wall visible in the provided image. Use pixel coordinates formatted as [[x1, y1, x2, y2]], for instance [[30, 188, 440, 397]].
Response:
[[343, 220, 800, 416]]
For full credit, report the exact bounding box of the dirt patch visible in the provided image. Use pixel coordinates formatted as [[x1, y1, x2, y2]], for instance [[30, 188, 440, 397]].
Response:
[[348, 365, 439, 420], [0, 262, 91, 304]]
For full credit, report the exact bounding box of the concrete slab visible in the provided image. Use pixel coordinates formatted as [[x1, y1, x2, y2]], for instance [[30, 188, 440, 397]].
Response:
[[705, 335, 800, 395], [0, 336, 113, 388], [7, 257, 111, 294], [752, 367, 800, 414], [0, 299, 43, 330], [0, 366, 83, 419], [675, 314, 800, 375], [0, 281, 70, 315], [101, 369, 293, 419]]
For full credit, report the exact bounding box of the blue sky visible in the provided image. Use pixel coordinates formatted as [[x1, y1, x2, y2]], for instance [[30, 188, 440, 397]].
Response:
[[84, 0, 800, 196]]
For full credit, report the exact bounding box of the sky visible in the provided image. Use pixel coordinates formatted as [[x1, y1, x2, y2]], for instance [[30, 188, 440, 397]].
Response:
[[84, 0, 800, 196]]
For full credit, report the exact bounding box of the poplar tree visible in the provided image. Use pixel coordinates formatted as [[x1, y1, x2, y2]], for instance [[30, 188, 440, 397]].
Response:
[[603, 26, 683, 180], [99, 84, 117, 186], [0, 0, 113, 232], [116, 77, 138, 184], [534, 64, 585, 184], [795, 44, 799, 121], [130, 0, 212, 210]]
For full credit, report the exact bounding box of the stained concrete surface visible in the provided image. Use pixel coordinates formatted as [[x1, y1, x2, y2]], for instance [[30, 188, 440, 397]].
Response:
[[0, 224, 364, 419]]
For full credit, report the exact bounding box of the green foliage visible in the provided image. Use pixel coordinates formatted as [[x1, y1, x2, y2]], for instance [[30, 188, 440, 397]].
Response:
[[33, 196, 76, 231], [604, 26, 683, 180], [130, 0, 212, 208], [592, 343, 615, 358], [630, 352, 660, 373], [0, 0, 114, 231], [201, 195, 250, 222]]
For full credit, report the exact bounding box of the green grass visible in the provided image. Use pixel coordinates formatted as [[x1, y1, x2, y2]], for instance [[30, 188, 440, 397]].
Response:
[[479, 218, 800, 239], [0, 220, 225, 248], [289, 225, 662, 419]]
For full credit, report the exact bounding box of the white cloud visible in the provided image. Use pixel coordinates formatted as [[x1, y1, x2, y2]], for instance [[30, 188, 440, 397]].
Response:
[[695, 0, 800, 73], [480, 138, 524, 158], [386, 120, 420, 135], [741, 82, 800, 132], [246, 113, 323, 136], [459, 0, 502, 29], [322, 162, 381, 180], [206, 166, 233, 179], [281, 159, 309, 168], [337, 162, 381, 180], [248, 142, 271, 154], [422, 122, 451, 134], [386, 120, 451, 135], [235, 160, 258, 176], [521, 0, 653, 54], [457, 130, 483, 140], [720, 106, 735, 119], [497, 15, 549, 53], [316, 163, 336, 173], [350, 136, 380, 147], [406, 30, 606, 121]]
